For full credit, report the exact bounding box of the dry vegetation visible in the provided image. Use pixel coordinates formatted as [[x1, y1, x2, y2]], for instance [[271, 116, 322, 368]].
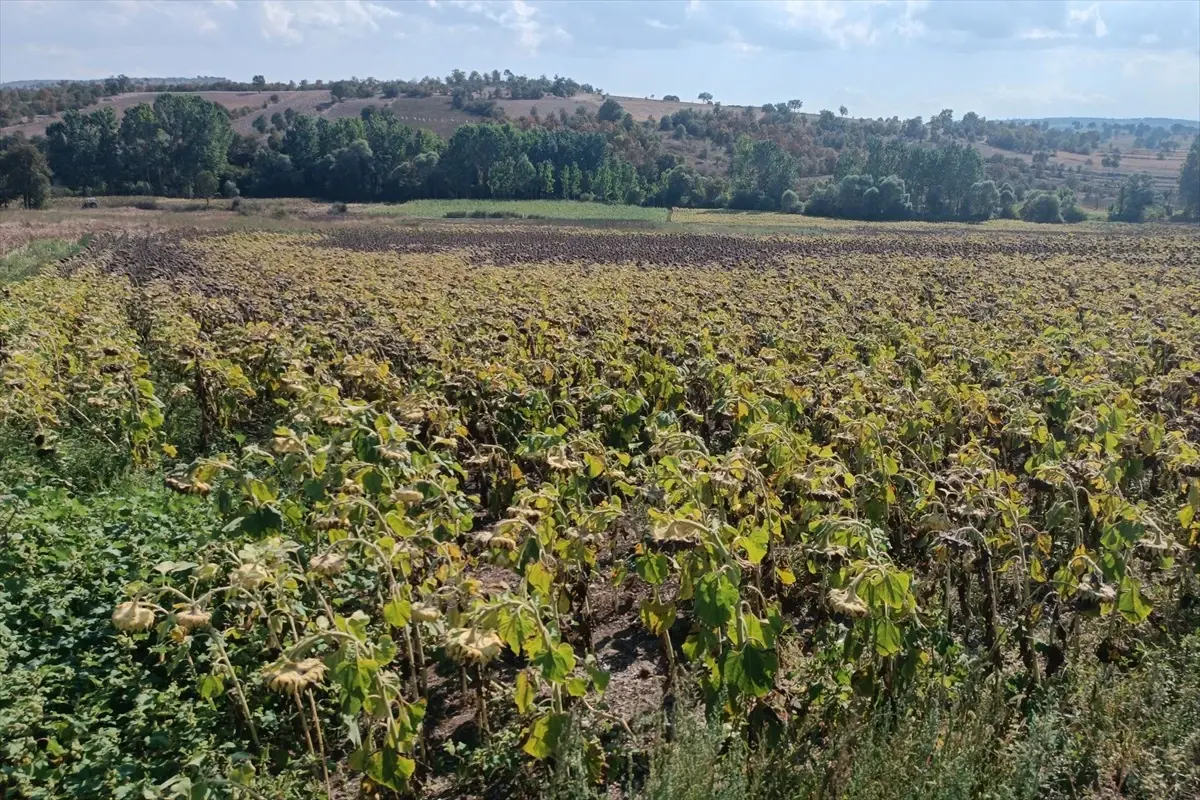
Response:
[[2, 212, 1198, 798]]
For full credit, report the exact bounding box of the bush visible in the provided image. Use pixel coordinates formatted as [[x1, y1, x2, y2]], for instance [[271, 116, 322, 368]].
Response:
[[1061, 203, 1087, 223], [780, 189, 801, 213], [329, 201, 348, 215], [133, 199, 159, 211], [1019, 191, 1063, 223]]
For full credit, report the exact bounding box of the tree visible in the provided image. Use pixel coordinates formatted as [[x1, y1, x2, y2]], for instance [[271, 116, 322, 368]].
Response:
[[662, 95, 680, 102], [839, 105, 848, 117], [252, 75, 266, 92], [730, 136, 797, 210], [780, 189, 801, 213], [965, 180, 1000, 221], [539, 160, 555, 198], [1020, 190, 1065, 223], [221, 179, 240, 199], [194, 170, 219, 206], [0, 142, 52, 208], [597, 98, 624, 122], [787, 99, 803, 112], [1108, 172, 1158, 222], [253, 115, 268, 134], [1178, 136, 1200, 219], [698, 92, 713, 104]]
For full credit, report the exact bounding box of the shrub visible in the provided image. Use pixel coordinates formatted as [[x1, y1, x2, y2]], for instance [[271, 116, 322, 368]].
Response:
[[329, 201, 348, 215], [780, 189, 801, 213], [1020, 191, 1063, 224]]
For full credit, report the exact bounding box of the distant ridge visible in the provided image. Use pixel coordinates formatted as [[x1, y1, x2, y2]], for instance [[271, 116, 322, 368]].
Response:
[[1010, 116, 1199, 130], [0, 76, 227, 89]]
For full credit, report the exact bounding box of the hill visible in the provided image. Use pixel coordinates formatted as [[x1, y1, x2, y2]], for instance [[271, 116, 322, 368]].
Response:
[[0, 90, 721, 139]]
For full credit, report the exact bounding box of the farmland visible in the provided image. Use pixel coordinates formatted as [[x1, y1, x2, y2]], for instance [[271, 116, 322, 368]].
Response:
[[1, 215, 1199, 799]]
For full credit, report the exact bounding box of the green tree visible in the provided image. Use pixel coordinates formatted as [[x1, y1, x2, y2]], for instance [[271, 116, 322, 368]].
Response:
[[0, 141, 52, 208], [489, 157, 517, 198], [1109, 172, 1158, 222], [1178, 136, 1199, 219], [597, 98, 624, 122], [780, 188, 801, 213], [1020, 190, 1063, 223], [965, 180, 1000, 221], [252, 115, 268, 134], [252, 75, 266, 92], [730, 136, 797, 210], [698, 92, 713, 103], [194, 170, 219, 206], [539, 160, 555, 197]]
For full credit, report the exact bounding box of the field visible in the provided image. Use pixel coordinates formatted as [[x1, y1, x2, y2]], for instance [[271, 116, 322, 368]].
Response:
[[1, 213, 1199, 799], [361, 199, 671, 222]]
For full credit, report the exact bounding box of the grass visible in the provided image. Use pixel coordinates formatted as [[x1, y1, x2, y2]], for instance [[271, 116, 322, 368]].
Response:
[[360, 198, 671, 222], [0, 237, 85, 283]]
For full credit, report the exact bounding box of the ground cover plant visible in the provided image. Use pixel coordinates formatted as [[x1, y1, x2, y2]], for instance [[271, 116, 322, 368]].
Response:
[[1, 221, 1198, 799]]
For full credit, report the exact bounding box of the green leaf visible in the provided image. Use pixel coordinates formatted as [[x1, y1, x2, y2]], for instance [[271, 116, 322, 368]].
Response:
[[874, 618, 902, 657], [1117, 576, 1153, 624], [514, 671, 535, 714], [198, 673, 225, 699], [534, 642, 576, 683], [384, 509, 412, 537], [383, 596, 411, 628], [246, 477, 275, 505], [363, 748, 415, 791], [635, 553, 669, 585], [584, 453, 604, 478], [694, 572, 738, 629], [722, 644, 777, 697], [739, 525, 769, 565], [639, 599, 675, 635], [523, 713, 569, 759], [526, 561, 554, 596]]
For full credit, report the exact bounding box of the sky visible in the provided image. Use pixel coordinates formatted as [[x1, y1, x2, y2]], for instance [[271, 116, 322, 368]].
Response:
[[1, 0, 1198, 121]]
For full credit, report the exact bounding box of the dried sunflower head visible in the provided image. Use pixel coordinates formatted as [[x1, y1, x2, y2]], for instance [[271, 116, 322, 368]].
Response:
[[393, 489, 423, 506], [827, 587, 869, 618], [445, 627, 503, 665], [310, 552, 347, 577], [264, 658, 328, 692], [176, 606, 212, 631], [231, 562, 270, 591], [411, 602, 441, 623], [112, 601, 156, 632]]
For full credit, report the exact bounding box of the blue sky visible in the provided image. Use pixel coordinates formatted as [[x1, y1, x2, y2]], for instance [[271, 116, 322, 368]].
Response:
[[2, 0, 1198, 120]]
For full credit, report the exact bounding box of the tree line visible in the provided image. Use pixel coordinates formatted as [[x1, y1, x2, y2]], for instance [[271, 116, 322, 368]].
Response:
[[2, 91, 1197, 223]]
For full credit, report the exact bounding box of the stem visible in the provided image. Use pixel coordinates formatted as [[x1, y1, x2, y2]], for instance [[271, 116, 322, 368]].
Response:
[[211, 629, 260, 750]]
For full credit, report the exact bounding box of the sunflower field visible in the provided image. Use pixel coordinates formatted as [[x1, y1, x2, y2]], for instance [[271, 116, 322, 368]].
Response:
[[2, 222, 1198, 799]]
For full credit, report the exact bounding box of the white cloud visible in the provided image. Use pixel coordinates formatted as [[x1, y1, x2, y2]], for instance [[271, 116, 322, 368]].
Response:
[[780, 0, 881, 48], [1068, 3, 1107, 37], [211, 0, 237, 9], [92, 0, 220, 33], [259, 0, 400, 43], [646, 18, 675, 31], [451, 0, 569, 53], [726, 27, 763, 55]]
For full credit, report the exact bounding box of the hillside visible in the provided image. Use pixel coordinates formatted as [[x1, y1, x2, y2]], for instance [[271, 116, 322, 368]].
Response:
[[0, 90, 720, 139]]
